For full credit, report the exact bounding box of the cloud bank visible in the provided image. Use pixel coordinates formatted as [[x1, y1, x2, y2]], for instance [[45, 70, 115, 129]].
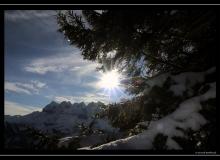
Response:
[[5, 10, 56, 22], [24, 52, 100, 75], [5, 80, 46, 95], [5, 100, 42, 116], [49, 92, 109, 104]]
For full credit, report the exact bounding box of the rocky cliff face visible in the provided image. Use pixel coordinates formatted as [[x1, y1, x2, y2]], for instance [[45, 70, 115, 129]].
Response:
[[4, 101, 114, 136]]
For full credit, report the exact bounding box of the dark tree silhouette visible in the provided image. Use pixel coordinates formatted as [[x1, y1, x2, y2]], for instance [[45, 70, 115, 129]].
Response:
[[57, 9, 216, 95]]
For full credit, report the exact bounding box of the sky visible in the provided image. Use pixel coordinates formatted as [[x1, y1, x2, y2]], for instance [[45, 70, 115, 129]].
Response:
[[4, 10, 129, 116]]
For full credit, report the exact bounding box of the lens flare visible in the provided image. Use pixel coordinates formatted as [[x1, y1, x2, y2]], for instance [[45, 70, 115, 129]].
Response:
[[99, 69, 120, 90]]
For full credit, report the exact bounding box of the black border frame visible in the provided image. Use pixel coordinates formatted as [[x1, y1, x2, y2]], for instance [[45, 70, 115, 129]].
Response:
[[1, 4, 219, 156]]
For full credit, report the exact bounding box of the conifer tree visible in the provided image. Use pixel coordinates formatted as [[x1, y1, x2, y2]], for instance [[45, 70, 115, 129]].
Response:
[[57, 10, 216, 82]]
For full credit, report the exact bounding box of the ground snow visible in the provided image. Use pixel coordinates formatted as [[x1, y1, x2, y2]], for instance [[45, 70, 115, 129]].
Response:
[[58, 137, 74, 148], [169, 72, 205, 96], [81, 69, 216, 150], [170, 67, 215, 96], [144, 67, 215, 97], [166, 137, 181, 149]]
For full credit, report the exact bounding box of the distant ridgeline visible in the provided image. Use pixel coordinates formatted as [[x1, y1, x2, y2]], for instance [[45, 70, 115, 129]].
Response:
[[4, 101, 120, 150], [5, 67, 216, 150], [5, 101, 117, 136]]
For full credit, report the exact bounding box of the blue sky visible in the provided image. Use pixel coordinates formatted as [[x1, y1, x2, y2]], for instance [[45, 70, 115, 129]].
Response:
[[4, 10, 129, 115]]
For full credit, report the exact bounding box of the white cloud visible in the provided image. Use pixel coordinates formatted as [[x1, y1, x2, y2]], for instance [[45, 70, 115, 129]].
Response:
[[54, 96, 72, 102], [49, 92, 109, 104], [5, 10, 56, 22], [4, 100, 42, 116], [31, 80, 47, 88], [94, 10, 103, 14], [5, 10, 60, 35], [24, 52, 100, 76], [5, 80, 46, 95], [5, 82, 31, 95], [82, 81, 99, 89]]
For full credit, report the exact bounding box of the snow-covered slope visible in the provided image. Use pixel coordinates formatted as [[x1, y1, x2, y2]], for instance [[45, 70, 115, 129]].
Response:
[[5, 67, 216, 150], [5, 101, 117, 136], [80, 67, 216, 150]]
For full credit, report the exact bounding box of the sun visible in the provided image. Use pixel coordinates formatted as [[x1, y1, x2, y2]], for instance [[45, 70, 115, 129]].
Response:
[[98, 69, 120, 90]]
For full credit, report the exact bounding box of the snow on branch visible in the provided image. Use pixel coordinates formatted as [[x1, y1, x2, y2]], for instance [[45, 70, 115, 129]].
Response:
[[79, 67, 216, 150]]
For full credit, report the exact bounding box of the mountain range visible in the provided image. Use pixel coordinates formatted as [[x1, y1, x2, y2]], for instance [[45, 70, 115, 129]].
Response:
[[5, 101, 117, 136]]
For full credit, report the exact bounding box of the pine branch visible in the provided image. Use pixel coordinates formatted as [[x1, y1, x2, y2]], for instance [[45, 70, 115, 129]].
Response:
[[142, 51, 183, 70]]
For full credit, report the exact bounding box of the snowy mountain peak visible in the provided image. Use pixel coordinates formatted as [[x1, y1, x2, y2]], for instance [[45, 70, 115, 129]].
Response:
[[42, 101, 59, 113], [4, 101, 113, 136], [60, 101, 72, 106], [42, 101, 104, 114], [50, 101, 59, 105]]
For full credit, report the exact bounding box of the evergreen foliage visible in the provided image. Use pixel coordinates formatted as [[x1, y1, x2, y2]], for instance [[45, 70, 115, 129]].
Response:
[[5, 9, 215, 151]]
